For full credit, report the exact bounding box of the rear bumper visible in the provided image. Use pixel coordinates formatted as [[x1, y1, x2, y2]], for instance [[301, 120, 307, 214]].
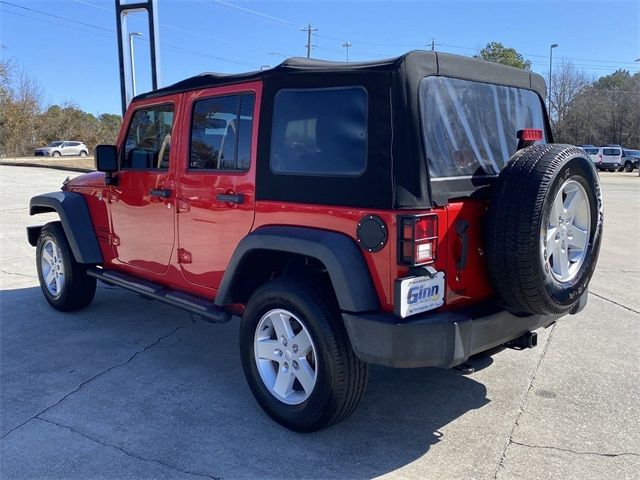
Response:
[[596, 162, 620, 169], [342, 294, 587, 368]]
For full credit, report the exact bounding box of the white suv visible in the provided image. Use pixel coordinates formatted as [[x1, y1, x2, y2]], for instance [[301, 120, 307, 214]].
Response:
[[594, 146, 622, 171]]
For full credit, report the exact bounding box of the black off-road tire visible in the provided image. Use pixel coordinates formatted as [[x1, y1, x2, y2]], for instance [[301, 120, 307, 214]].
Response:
[[36, 222, 96, 311], [485, 145, 603, 316], [239, 278, 368, 432]]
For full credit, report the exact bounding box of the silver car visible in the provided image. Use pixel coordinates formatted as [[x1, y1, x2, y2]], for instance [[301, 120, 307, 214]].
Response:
[[34, 141, 89, 157]]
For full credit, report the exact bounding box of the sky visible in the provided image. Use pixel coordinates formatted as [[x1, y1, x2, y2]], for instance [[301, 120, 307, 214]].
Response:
[[1, 0, 639, 115]]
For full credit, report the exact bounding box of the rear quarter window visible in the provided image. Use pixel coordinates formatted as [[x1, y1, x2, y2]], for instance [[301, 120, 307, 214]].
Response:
[[419, 76, 547, 178], [270, 87, 368, 177]]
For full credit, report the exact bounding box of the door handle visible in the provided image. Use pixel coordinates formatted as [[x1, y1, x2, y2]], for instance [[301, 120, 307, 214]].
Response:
[[216, 193, 244, 204], [150, 188, 172, 199]]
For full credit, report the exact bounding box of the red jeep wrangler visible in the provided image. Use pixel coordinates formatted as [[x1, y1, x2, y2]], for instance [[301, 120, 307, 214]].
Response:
[[27, 52, 602, 432]]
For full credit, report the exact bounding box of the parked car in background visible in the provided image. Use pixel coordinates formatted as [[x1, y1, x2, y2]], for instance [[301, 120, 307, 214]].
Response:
[[581, 146, 599, 163], [34, 141, 89, 157], [594, 146, 622, 171], [619, 149, 640, 172]]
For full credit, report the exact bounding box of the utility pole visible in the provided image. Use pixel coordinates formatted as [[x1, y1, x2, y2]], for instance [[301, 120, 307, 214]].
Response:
[[342, 41, 352, 61], [431, 38, 436, 51], [301, 23, 318, 59]]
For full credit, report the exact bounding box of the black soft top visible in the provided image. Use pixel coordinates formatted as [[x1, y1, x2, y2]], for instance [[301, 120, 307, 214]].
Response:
[[135, 51, 546, 102], [134, 52, 548, 209]]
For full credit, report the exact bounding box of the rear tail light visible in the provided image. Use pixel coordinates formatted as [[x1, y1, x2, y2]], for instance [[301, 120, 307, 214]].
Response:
[[598, 154, 602, 162], [398, 215, 438, 266], [517, 128, 543, 141], [516, 128, 543, 150]]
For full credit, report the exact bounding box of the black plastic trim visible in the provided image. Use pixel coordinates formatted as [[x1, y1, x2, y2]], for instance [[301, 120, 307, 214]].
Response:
[[342, 301, 567, 368], [29, 192, 103, 264], [87, 268, 232, 323], [216, 226, 379, 312]]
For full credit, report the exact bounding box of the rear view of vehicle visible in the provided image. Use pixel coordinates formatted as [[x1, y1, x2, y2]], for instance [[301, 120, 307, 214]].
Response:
[[26, 51, 603, 432], [595, 146, 622, 171], [347, 58, 602, 372]]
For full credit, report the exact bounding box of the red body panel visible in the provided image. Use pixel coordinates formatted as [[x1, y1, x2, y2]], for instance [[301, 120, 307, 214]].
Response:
[[66, 80, 494, 313], [443, 201, 494, 307], [176, 83, 261, 292]]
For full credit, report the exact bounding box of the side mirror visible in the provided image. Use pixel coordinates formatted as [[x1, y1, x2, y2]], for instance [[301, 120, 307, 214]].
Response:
[[95, 144, 118, 173]]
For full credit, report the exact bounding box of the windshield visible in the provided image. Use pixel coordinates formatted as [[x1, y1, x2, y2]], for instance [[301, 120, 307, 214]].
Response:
[[47, 141, 63, 147], [419, 76, 547, 178]]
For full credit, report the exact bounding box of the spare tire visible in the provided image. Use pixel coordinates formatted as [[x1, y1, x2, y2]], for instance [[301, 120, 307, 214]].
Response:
[[485, 144, 603, 315]]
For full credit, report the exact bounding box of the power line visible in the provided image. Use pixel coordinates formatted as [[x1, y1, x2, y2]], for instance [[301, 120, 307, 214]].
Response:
[[191, 0, 640, 69], [72, 0, 276, 58], [0, 0, 113, 32], [0, 1, 256, 69], [195, 0, 298, 28]]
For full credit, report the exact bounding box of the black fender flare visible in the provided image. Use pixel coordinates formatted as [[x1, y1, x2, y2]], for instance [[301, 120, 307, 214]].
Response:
[[215, 226, 379, 313], [28, 191, 103, 264]]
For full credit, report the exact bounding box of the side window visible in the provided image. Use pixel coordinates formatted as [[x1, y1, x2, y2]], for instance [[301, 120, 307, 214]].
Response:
[[270, 87, 368, 177], [189, 93, 255, 171], [122, 104, 174, 170]]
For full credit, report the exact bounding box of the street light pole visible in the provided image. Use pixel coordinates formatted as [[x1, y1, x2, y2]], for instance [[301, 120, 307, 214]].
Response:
[[548, 43, 558, 114], [342, 41, 352, 61], [129, 32, 142, 96]]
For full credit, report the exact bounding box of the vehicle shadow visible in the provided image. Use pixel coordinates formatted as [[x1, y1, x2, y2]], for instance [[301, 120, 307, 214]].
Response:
[[1, 285, 490, 479]]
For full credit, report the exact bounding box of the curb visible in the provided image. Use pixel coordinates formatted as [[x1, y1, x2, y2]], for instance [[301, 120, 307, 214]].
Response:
[[0, 162, 93, 173]]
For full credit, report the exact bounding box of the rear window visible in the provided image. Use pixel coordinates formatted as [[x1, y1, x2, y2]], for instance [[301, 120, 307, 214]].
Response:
[[584, 148, 599, 154], [270, 87, 368, 177], [419, 76, 547, 178], [603, 148, 621, 156]]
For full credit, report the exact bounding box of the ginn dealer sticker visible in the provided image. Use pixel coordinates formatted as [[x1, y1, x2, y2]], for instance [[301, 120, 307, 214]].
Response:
[[395, 272, 445, 318]]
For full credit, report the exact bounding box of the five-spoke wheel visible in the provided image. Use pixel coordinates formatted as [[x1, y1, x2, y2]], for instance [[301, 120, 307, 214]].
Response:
[[254, 308, 318, 405], [40, 239, 66, 297], [544, 179, 591, 283], [36, 222, 96, 311], [240, 278, 367, 432]]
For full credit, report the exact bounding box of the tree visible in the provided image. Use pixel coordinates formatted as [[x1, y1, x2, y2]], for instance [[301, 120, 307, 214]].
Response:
[[0, 59, 121, 157], [554, 70, 640, 148], [477, 42, 531, 70], [549, 61, 589, 136], [0, 60, 44, 157]]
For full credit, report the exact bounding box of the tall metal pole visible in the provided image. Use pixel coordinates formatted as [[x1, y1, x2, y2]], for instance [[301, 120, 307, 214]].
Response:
[[129, 32, 142, 97], [548, 43, 558, 114], [342, 41, 352, 61], [115, 0, 161, 115]]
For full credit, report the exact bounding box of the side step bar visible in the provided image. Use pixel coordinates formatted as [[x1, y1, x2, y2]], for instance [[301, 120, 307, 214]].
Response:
[[87, 268, 232, 324]]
